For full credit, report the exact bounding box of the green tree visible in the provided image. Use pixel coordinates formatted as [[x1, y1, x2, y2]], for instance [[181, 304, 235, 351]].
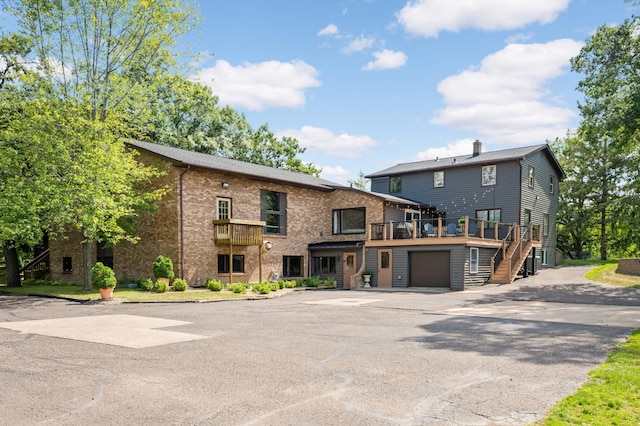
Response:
[[1, 0, 196, 288], [348, 171, 370, 191], [570, 9, 640, 260]]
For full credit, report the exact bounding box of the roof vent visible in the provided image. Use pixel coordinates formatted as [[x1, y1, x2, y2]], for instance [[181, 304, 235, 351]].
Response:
[[473, 140, 482, 157]]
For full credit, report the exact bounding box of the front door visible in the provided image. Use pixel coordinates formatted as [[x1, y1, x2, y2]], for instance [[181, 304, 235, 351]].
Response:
[[342, 252, 356, 289], [378, 249, 392, 287]]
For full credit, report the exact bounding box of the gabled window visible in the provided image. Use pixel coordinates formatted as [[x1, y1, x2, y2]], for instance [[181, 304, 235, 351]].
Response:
[[217, 197, 231, 220], [260, 190, 287, 235], [549, 176, 555, 194], [528, 166, 535, 188], [470, 248, 479, 274], [333, 208, 366, 234], [390, 176, 402, 193]]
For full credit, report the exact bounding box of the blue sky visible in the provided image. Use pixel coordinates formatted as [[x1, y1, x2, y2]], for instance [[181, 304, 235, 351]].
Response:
[[185, 0, 635, 186]]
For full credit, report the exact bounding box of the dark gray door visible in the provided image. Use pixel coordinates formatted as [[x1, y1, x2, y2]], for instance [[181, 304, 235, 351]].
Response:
[[410, 251, 450, 287]]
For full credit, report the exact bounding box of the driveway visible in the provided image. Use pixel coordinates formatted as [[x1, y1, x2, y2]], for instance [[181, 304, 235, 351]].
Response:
[[1, 266, 639, 425]]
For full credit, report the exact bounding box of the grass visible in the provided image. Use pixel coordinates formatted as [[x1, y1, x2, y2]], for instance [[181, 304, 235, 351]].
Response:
[[540, 329, 640, 425], [537, 260, 640, 425], [0, 284, 257, 302]]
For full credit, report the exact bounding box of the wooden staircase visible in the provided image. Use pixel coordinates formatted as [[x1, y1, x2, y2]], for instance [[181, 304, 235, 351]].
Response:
[[489, 225, 534, 284]]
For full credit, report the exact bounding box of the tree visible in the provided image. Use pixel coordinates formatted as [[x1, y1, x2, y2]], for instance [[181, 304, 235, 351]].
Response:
[[1, 0, 196, 288], [570, 10, 640, 259], [348, 171, 370, 191]]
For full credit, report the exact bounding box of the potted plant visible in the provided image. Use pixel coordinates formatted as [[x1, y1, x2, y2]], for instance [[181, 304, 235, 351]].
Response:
[[153, 255, 174, 285], [91, 262, 117, 299], [362, 269, 373, 287]]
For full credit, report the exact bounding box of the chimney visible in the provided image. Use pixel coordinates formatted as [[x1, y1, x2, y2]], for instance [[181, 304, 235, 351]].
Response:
[[473, 139, 482, 157]]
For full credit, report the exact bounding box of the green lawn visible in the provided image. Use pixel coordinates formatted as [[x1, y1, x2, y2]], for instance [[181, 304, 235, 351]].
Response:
[[0, 283, 261, 302], [538, 262, 640, 425]]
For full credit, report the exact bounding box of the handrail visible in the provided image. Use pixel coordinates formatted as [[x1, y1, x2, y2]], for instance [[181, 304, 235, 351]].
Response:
[[19, 249, 50, 274]]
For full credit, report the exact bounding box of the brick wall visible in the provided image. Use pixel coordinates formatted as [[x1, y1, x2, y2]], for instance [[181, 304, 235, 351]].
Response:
[[616, 259, 640, 276]]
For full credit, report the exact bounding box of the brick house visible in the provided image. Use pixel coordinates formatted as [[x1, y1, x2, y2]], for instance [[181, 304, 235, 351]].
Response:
[[49, 141, 424, 288]]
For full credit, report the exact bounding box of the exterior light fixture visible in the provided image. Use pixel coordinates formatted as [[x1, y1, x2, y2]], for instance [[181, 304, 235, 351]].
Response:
[[264, 241, 273, 251], [221, 182, 230, 189]]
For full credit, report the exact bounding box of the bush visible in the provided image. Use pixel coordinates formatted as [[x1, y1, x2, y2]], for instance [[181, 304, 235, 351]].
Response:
[[322, 278, 336, 287], [173, 278, 188, 291], [253, 282, 271, 294], [304, 276, 321, 287], [155, 280, 168, 293], [91, 262, 117, 289], [284, 280, 297, 288], [22, 278, 36, 286], [152, 255, 175, 279], [227, 283, 247, 294], [139, 278, 154, 292], [277, 279, 285, 289], [206, 278, 224, 292], [270, 282, 280, 292]]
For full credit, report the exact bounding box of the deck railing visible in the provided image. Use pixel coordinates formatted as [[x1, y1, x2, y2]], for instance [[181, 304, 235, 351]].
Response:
[[213, 219, 265, 246]]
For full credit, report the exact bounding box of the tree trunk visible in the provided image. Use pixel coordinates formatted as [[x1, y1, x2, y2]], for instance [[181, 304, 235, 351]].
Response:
[[4, 243, 21, 287], [82, 239, 92, 291]]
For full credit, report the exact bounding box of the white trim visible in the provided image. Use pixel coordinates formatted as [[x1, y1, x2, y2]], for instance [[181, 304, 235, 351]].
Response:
[[470, 248, 479, 274]]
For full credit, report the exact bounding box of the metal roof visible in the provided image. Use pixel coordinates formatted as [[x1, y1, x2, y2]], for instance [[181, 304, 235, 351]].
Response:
[[127, 140, 345, 191], [366, 144, 565, 179]]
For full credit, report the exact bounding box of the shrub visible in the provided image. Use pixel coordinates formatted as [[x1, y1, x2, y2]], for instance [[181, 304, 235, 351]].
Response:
[[253, 282, 271, 294], [206, 278, 223, 292], [304, 276, 321, 287], [277, 279, 285, 289], [173, 278, 188, 291], [227, 283, 247, 294], [155, 280, 168, 293], [152, 255, 175, 279], [284, 280, 297, 288], [139, 278, 154, 292], [270, 282, 280, 292], [22, 278, 36, 286], [322, 278, 336, 287], [91, 262, 117, 289]]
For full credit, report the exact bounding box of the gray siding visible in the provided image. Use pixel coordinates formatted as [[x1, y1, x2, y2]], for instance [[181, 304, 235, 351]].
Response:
[[464, 246, 494, 287], [520, 151, 561, 266], [385, 245, 465, 290]]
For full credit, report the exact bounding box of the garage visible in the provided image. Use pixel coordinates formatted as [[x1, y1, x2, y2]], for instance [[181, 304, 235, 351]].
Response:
[[410, 251, 450, 287]]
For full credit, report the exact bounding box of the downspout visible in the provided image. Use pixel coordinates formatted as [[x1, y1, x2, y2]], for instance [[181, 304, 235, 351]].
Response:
[[179, 165, 191, 280]]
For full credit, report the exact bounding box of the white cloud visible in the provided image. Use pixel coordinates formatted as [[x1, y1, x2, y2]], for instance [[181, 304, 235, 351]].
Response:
[[397, 0, 570, 38], [432, 39, 583, 144], [194, 60, 320, 111], [363, 49, 408, 71], [321, 166, 350, 177], [277, 126, 377, 158], [417, 139, 477, 160], [318, 24, 339, 36], [342, 35, 376, 54]]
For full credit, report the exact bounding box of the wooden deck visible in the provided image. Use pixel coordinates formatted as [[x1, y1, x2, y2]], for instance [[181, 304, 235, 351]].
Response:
[[213, 219, 265, 246]]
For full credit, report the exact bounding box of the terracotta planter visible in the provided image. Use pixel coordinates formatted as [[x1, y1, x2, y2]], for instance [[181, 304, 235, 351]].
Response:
[[156, 277, 171, 286], [99, 287, 114, 300]]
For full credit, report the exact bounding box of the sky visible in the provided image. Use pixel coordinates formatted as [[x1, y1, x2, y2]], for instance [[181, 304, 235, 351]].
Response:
[[182, 0, 638, 186]]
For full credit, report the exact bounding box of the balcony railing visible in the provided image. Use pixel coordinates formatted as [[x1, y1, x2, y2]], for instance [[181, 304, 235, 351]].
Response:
[[213, 219, 265, 246], [369, 217, 541, 243]]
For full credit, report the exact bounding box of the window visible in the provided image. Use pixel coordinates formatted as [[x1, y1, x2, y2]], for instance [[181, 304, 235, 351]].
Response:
[[217, 197, 231, 220], [434, 171, 444, 188], [476, 209, 501, 228], [470, 248, 479, 274], [528, 166, 535, 188], [96, 242, 113, 269], [524, 209, 531, 226], [380, 251, 390, 269], [283, 256, 303, 277], [542, 250, 548, 266], [405, 209, 421, 222], [481, 165, 496, 186], [218, 254, 244, 273], [390, 176, 402, 193], [549, 176, 555, 194], [333, 207, 366, 234], [312, 256, 336, 274], [260, 190, 287, 235], [62, 257, 72, 273], [543, 214, 549, 237]]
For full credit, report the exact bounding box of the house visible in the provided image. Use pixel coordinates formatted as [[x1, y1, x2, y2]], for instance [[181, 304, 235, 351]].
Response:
[[362, 140, 565, 290], [48, 141, 425, 289]]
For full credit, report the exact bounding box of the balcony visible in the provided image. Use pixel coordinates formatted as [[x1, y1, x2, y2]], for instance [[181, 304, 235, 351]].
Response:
[[367, 217, 541, 248], [213, 219, 265, 246]]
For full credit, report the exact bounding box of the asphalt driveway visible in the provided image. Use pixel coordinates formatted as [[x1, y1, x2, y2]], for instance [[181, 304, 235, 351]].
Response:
[[1, 266, 639, 425]]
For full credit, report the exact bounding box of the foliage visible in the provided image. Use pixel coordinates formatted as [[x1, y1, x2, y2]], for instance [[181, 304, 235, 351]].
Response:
[[139, 277, 154, 292], [322, 278, 336, 288], [543, 329, 640, 425], [152, 255, 175, 279], [172, 278, 188, 291], [253, 282, 271, 294], [206, 278, 223, 292], [303, 276, 321, 287], [270, 282, 280, 292], [362, 269, 373, 276], [155, 280, 168, 293], [91, 262, 117, 289], [283, 280, 297, 288], [347, 171, 370, 191], [227, 283, 247, 294]]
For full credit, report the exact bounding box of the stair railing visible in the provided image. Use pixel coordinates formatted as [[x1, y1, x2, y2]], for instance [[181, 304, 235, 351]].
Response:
[[19, 249, 50, 280]]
